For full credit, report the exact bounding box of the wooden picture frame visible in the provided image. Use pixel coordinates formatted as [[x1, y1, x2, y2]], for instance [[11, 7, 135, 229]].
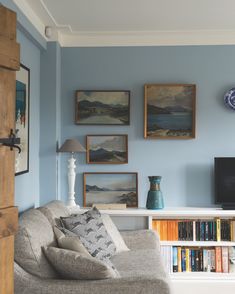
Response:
[[75, 90, 130, 125], [86, 135, 128, 164], [144, 84, 196, 139], [83, 172, 138, 207], [15, 64, 30, 175]]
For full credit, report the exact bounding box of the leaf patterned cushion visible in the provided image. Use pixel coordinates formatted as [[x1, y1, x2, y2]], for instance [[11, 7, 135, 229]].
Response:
[[60, 207, 116, 261]]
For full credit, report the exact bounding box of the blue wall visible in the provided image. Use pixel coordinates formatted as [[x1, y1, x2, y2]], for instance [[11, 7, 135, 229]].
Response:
[[60, 46, 235, 208], [3, 0, 235, 210], [40, 42, 61, 205]]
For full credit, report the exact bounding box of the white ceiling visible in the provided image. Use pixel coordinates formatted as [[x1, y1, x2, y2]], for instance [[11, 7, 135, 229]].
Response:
[[13, 0, 235, 47]]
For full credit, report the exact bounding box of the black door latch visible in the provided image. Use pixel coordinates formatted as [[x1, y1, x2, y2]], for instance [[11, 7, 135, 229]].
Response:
[[0, 129, 21, 153]]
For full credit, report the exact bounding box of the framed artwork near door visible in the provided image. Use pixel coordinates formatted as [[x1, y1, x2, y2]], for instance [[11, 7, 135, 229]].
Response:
[[75, 90, 130, 125], [83, 172, 138, 207], [86, 134, 128, 164], [15, 64, 30, 175], [144, 84, 196, 139]]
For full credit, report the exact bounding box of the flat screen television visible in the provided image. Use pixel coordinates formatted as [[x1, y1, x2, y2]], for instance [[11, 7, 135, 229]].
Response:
[[215, 157, 235, 209]]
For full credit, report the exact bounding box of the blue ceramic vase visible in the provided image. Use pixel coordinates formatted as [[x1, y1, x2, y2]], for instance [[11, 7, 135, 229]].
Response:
[[146, 176, 164, 210]]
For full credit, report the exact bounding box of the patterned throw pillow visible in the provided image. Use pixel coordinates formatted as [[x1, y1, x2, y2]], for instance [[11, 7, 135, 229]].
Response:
[[60, 207, 116, 261]]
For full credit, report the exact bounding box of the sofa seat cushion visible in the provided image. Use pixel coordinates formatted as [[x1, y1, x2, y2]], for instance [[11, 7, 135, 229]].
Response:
[[111, 249, 168, 280], [14, 209, 58, 279]]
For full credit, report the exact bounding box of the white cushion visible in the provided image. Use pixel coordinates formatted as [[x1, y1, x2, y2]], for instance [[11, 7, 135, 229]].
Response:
[[101, 214, 130, 254], [54, 226, 90, 255]]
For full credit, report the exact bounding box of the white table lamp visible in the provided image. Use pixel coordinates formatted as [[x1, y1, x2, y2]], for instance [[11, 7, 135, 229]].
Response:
[[58, 139, 86, 208]]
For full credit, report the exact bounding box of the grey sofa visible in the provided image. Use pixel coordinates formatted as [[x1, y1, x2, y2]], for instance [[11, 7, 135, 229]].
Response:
[[14, 200, 171, 294]]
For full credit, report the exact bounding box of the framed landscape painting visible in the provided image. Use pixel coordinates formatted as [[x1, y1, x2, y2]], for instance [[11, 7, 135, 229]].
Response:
[[75, 90, 130, 125], [144, 84, 196, 139], [15, 64, 30, 175], [83, 172, 138, 207], [86, 135, 128, 164]]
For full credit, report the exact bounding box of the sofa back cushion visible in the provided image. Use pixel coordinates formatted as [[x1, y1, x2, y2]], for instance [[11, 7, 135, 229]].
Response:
[[37, 200, 70, 226], [14, 209, 58, 279]]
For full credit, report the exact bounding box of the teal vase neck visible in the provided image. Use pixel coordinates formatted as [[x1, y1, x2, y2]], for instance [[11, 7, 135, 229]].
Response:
[[148, 176, 161, 191]]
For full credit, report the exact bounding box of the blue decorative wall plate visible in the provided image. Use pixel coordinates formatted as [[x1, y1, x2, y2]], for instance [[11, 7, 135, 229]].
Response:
[[224, 88, 235, 110]]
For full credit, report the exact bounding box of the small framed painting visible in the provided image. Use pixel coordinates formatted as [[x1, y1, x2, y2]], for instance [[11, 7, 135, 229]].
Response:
[[86, 135, 128, 164], [144, 84, 196, 139], [83, 172, 138, 207], [15, 64, 30, 175], [75, 90, 130, 125]]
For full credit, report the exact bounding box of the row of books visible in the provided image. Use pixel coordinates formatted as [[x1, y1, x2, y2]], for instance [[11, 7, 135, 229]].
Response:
[[160, 246, 235, 273], [152, 219, 235, 241]]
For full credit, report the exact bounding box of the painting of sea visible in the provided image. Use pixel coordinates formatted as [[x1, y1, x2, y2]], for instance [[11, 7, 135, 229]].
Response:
[[87, 135, 128, 164], [144, 84, 196, 139], [84, 173, 138, 207], [75, 90, 130, 125]]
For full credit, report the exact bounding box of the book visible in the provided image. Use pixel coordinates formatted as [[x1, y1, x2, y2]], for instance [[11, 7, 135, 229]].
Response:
[[229, 246, 235, 273], [191, 249, 196, 272], [210, 249, 216, 272], [216, 219, 221, 242], [181, 249, 186, 272], [215, 246, 222, 273], [222, 246, 229, 273], [177, 247, 182, 272], [173, 247, 178, 272], [185, 248, 190, 272], [161, 220, 168, 241], [231, 220, 235, 242], [203, 249, 208, 272]]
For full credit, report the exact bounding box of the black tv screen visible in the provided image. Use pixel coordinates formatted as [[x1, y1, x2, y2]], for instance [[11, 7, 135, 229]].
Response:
[[215, 157, 235, 204]]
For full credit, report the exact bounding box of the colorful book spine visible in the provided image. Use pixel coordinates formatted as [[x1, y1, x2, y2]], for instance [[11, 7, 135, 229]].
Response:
[[222, 246, 229, 273], [216, 219, 221, 242], [215, 247, 222, 273], [229, 246, 235, 273], [177, 247, 182, 272], [173, 247, 178, 272], [185, 248, 190, 272]]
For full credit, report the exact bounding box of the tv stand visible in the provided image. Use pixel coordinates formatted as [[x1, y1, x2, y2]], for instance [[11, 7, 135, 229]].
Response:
[[222, 203, 235, 210]]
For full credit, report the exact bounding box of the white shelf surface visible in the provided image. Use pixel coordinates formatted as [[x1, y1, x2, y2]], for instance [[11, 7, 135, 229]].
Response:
[[80, 207, 235, 217], [160, 241, 235, 246], [170, 272, 235, 280]]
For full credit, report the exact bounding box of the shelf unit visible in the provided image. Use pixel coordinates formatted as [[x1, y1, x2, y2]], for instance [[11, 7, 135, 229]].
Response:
[[80, 207, 235, 294]]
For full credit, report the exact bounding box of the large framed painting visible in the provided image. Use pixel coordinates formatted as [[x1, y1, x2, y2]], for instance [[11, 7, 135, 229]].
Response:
[[83, 172, 138, 207], [15, 64, 30, 175], [86, 135, 128, 164], [144, 84, 196, 139], [75, 90, 130, 125]]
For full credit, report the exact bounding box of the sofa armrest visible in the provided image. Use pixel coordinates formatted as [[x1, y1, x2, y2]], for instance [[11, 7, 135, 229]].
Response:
[[120, 229, 160, 251], [14, 262, 170, 294]]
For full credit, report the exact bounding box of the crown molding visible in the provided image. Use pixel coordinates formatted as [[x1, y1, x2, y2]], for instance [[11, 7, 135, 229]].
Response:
[[59, 30, 235, 47], [11, 0, 235, 48], [13, 0, 47, 40]]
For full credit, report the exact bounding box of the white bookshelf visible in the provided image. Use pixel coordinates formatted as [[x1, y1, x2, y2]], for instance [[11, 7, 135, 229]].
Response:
[[80, 207, 235, 294]]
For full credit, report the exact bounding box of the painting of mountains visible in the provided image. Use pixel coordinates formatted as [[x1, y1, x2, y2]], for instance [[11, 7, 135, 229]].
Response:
[[84, 173, 138, 207], [87, 135, 128, 164], [144, 84, 196, 139], [75, 90, 130, 125]]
